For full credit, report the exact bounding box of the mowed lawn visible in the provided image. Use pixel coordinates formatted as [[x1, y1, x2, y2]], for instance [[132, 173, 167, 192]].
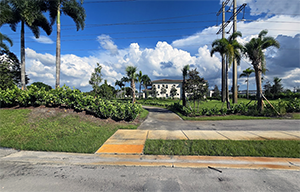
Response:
[[0, 108, 140, 153]]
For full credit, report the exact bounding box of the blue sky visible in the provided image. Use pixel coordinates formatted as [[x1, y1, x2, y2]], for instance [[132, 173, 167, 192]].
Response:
[[1, 0, 300, 92]]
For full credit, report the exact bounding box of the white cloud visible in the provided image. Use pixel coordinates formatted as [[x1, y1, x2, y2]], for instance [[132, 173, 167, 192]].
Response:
[[31, 35, 54, 44], [97, 34, 119, 55], [231, 0, 300, 16]]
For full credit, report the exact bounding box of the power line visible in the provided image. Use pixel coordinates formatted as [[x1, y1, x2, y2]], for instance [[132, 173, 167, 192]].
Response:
[[84, 0, 136, 3]]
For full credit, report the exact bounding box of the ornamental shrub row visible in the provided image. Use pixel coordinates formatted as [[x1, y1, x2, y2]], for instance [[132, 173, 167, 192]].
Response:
[[170, 98, 300, 117], [0, 85, 142, 121]]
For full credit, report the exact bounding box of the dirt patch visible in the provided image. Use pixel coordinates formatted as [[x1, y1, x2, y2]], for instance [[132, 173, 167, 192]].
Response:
[[3, 105, 143, 127]]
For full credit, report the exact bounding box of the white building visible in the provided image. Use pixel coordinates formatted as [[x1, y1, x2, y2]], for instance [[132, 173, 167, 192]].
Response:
[[151, 79, 183, 99]]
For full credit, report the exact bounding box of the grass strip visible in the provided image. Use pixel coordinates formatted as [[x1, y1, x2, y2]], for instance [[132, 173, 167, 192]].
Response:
[[0, 109, 138, 153], [144, 139, 300, 158]]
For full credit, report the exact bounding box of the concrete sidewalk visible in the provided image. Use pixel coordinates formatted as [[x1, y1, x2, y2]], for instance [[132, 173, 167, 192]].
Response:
[[95, 130, 300, 155], [2, 149, 300, 171]]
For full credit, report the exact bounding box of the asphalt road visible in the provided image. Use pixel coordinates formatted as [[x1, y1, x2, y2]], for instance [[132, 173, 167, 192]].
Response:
[[139, 106, 300, 131], [1, 160, 299, 192]]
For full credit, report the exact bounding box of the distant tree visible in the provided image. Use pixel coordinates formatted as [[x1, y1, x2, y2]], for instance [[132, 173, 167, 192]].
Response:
[[125, 66, 138, 103], [212, 85, 221, 98], [89, 63, 102, 94], [0, 50, 29, 89], [239, 67, 255, 99], [151, 85, 158, 98], [160, 86, 167, 97], [115, 79, 125, 99], [170, 85, 177, 99], [141, 74, 151, 98], [98, 80, 116, 99], [124, 87, 132, 98], [182, 64, 190, 107], [185, 68, 208, 111], [264, 81, 272, 97], [271, 77, 283, 96], [28, 82, 52, 91]]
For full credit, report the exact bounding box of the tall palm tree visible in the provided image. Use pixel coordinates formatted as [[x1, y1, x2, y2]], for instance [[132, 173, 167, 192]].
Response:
[[125, 66, 138, 104], [46, 0, 86, 89], [182, 64, 190, 107], [137, 70, 143, 98], [239, 67, 255, 99], [1, 0, 52, 90], [211, 32, 243, 109], [0, 32, 13, 51], [244, 30, 280, 111]]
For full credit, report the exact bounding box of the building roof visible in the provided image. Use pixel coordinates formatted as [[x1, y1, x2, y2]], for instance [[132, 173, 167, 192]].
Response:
[[152, 79, 183, 83]]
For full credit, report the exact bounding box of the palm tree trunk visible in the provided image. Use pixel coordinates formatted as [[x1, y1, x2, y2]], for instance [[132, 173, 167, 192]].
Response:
[[246, 76, 249, 99], [232, 59, 238, 103], [139, 83, 141, 99], [182, 78, 186, 106], [132, 79, 135, 104], [55, 3, 61, 89], [21, 20, 26, 90], [226, 58, 230, 109], [254, 64, 263, 111], [221, 54, 226, 102]]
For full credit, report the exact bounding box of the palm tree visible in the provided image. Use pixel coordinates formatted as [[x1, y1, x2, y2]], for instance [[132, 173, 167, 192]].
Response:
[[137, 71, 143, 98], [125, 66, 138, 104], [46, 0, 86, 89], [182, 64, 190, 107], [244, 30, 280, 111], [141, 74, 151, 99], [0, 32, 13, 51], [211, 32, 243, 109], [115, 79, 125, 98], [239, 67, 255, 99], [1, 0, 52, 90]]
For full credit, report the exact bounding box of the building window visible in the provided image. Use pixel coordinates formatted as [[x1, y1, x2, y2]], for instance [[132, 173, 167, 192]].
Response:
[[166, 94, 168, 98], [158, 85, 160, 89], [166, 85, 168, 89]]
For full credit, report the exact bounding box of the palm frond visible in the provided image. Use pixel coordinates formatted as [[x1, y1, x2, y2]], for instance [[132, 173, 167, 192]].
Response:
[[62, 0, 86, 31]]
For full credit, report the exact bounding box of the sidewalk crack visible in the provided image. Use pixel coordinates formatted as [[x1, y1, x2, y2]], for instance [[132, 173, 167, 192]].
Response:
[[181, 130, 189, 140]]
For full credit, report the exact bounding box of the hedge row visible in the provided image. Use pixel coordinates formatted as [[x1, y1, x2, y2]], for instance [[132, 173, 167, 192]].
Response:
[[0, 85, 142, 121]]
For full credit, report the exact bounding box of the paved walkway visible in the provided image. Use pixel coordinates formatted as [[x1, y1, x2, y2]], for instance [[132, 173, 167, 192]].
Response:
[[138, 106, 300, 131], [96, 106, 300, 155], [95, 129, 300, 155]]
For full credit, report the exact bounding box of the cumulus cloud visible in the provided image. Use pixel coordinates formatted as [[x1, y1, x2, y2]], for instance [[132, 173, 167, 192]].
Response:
[[229, 0, 300, 16], [97, 34, 119, 55], [31, 35, 54, 44]]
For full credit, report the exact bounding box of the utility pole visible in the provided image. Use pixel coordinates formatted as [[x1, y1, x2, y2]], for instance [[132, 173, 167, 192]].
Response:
[[216, 0, 230, 103], [232, 0, 238, 103]]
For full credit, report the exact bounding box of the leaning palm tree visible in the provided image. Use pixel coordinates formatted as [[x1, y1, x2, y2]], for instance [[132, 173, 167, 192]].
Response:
[[0, 32, 13, 51], [239, 67, 255, 99], [182, 64, 190, 107], [46, 0, 86, 89], [211, 32, 243, 109], [1, 0, 52, 90], [244, 30, 280, 111], [125, 66, 138, 104]]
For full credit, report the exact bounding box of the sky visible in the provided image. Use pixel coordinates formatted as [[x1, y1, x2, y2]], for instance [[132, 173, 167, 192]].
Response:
[[1, 0, 300, 92]]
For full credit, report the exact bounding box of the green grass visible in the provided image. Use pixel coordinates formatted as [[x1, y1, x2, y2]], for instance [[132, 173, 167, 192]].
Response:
[[139, 108, 149, 119], [144, 139, 300, 158], [0, 109, 139, 153], [181, 115, 272, 121], [292, 113, 300, 119]]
